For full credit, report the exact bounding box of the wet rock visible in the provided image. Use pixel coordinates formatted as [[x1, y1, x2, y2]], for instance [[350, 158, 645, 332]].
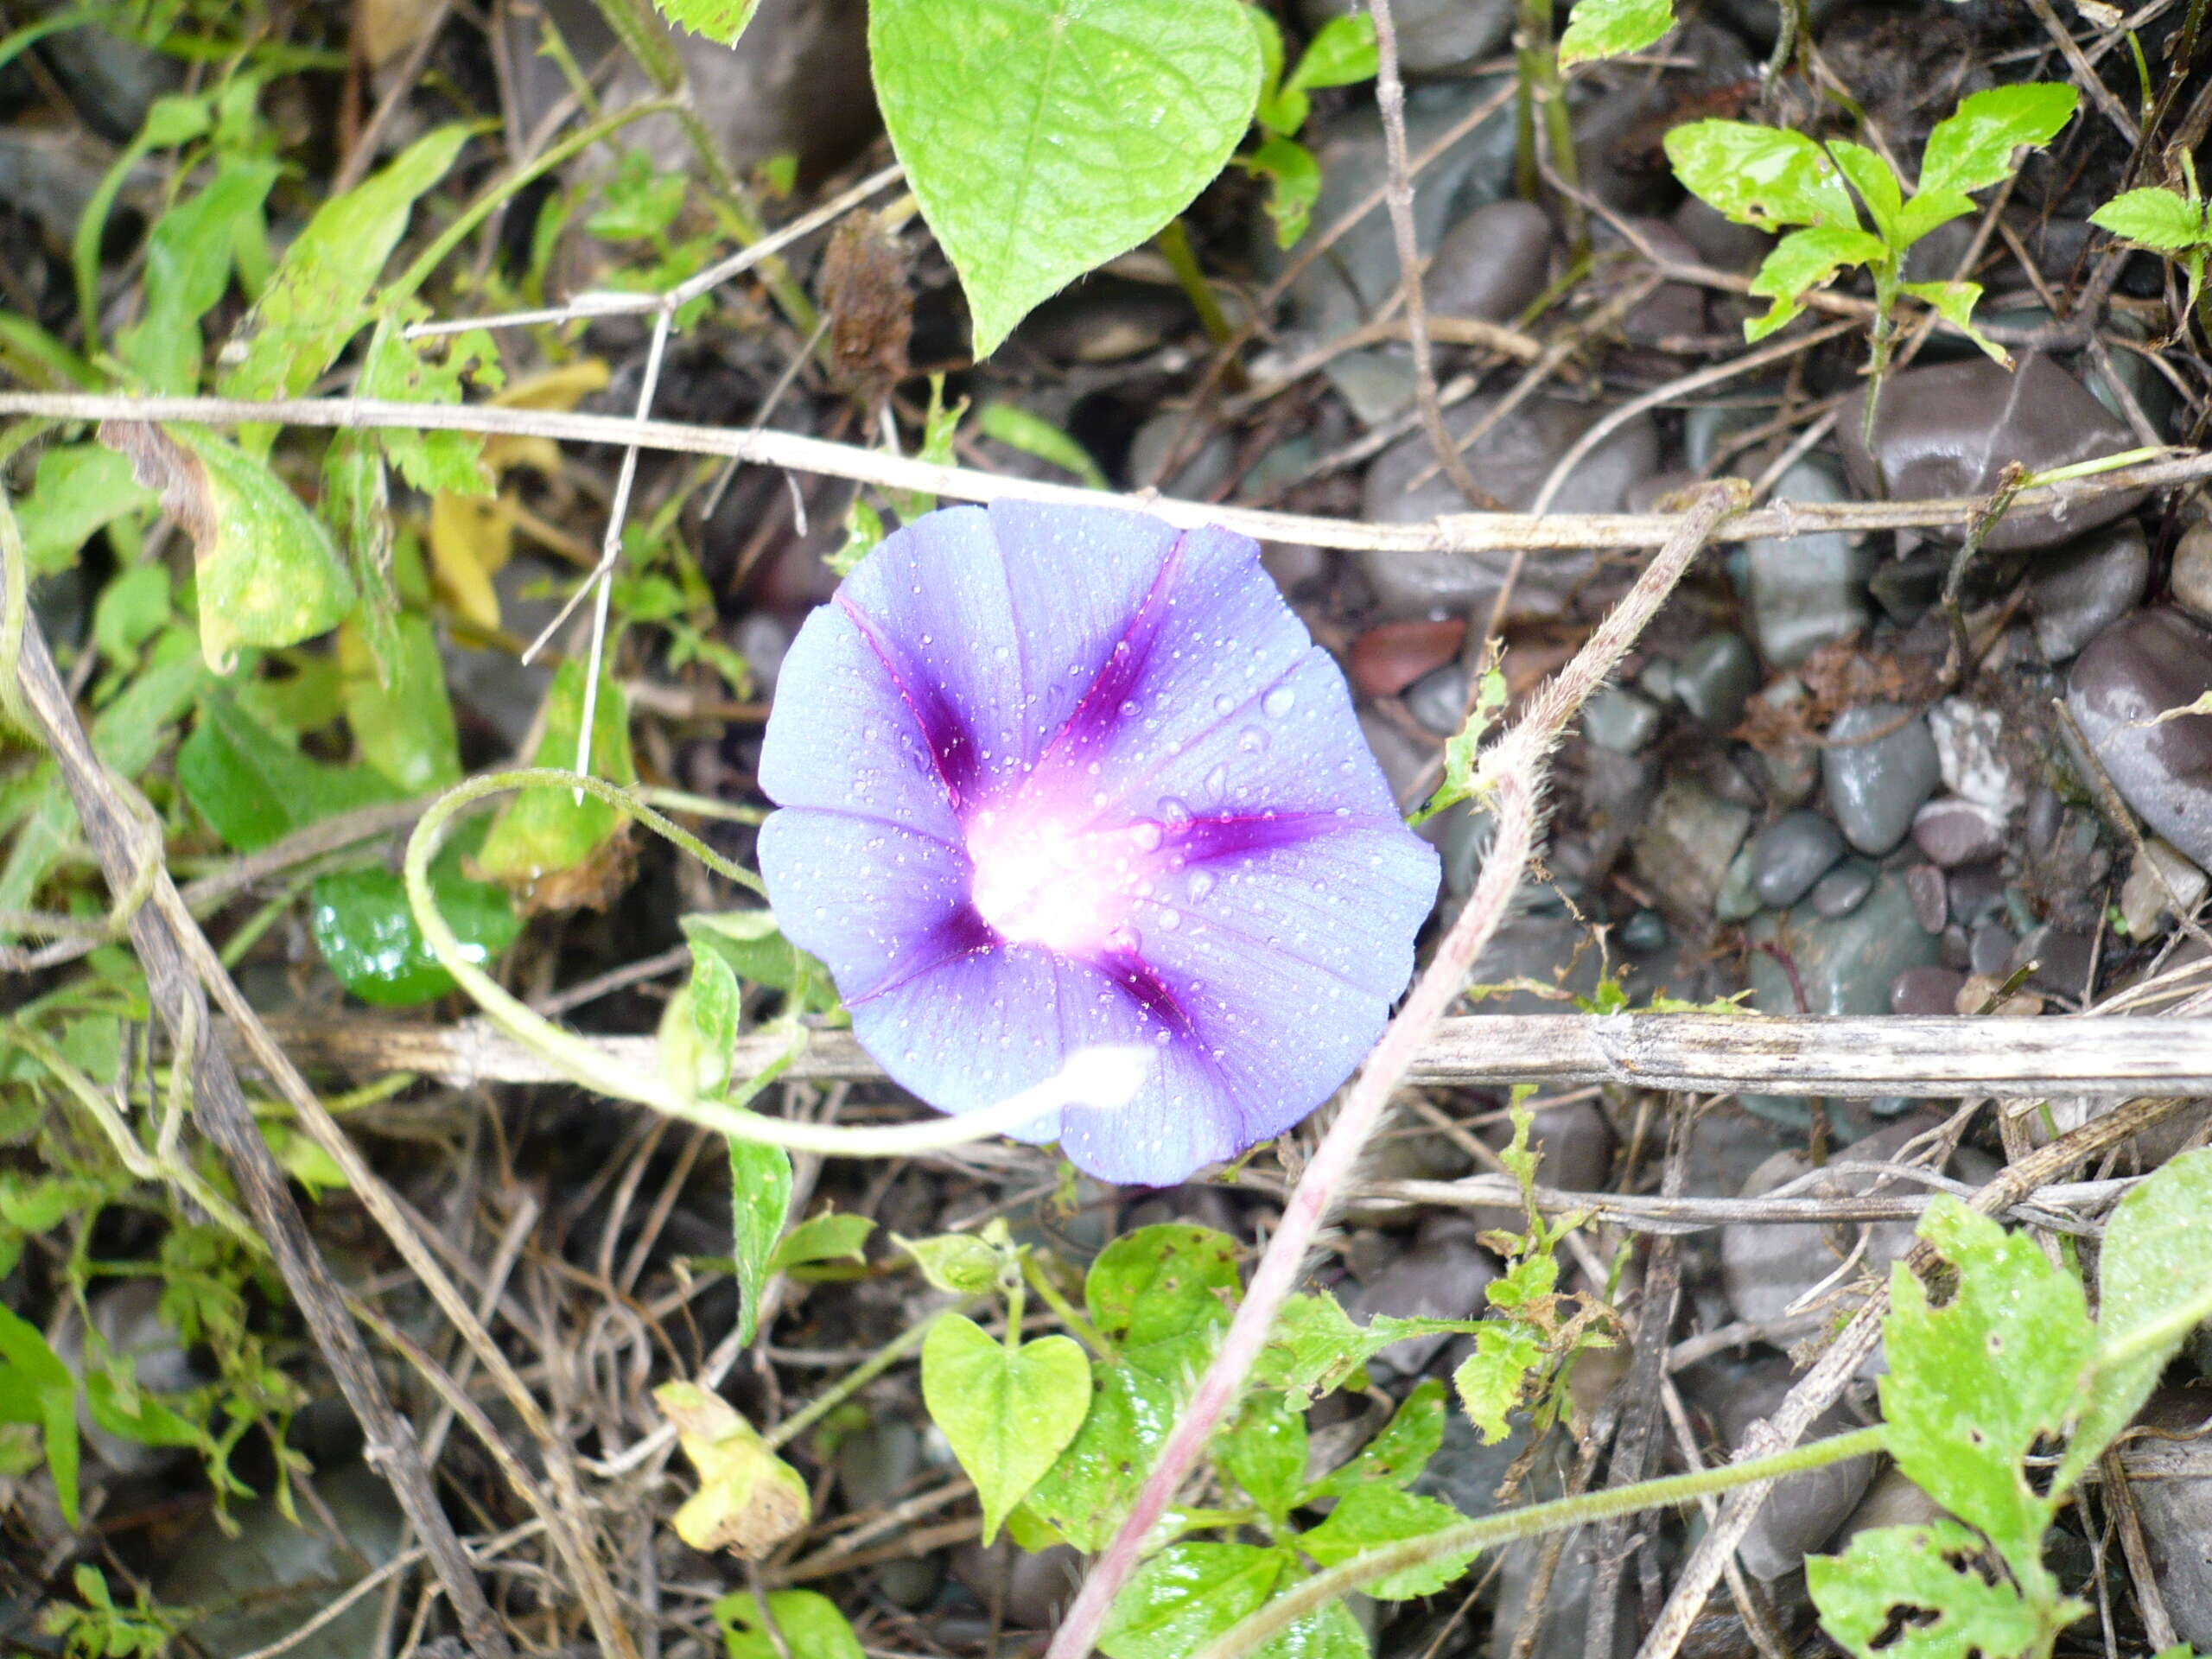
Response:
[[872, 1556, 943, 1609], [1406, 663, 1471, 736], [1968, 921, 2016, 976], [1710, 1359, 1878, 1580], [1808, 858, 1876, 918], [1891, 963, 1967, 1015], [1910, 796, 2005, 868], [838, 1421, 921, 1512], [1323, 350, 1420, 424], [1715, 843, 1764, 922], [951, 1541, 1086, 1629], [1425, 200, 1554, 323], [1411, 1402, 1521, 1517], [1345, 1213, 1498, 1377], [2120, 837, 2209, 938], [1351, 619, 1466, 697], [1869, 550, 1948, 626], [1362, 397, 1661, 619], [1300, 0, 1514, 73], [1583, 687, 1664, 753], [2173, 521, 2212, 623], [1621, 908, 1670, 952], [1947, 861, 2005, 926], [1928, 697, 2022, 816], [1675, 631, 1758, 730], [2029, 520, 2149, 661], [1747, 871, 1941, 1019], [1839, 357, 2148, 554], [1745, 457, 1876, 667], [2009, 925, 2094, 999], [1905, 864, 1948, 932], [1127, 409, 1236, 498], [1750, 810, 1847, 909], [1823, 703, 1942, 855], [1603, 217, 1708, 345], [1831, 1465, 1947, 1549], [2067, 608, 2212, 866], [2117, 1389, 2212, 1649], [156, 1464, 404, 1659], [1262, 540, 1330, 594], [1633, 775, 1754, 917], [1671, 194, 1772, 270]]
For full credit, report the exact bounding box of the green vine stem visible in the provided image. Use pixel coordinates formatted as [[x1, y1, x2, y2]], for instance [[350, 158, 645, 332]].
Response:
[[403, 768, 1149, 1155], [1514, 0, 1585, 254], [1196, 1425, 1891, 1659]]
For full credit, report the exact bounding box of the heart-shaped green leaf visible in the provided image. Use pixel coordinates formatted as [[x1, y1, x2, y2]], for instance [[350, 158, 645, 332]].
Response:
[[921, 1312, 1090, 1542]]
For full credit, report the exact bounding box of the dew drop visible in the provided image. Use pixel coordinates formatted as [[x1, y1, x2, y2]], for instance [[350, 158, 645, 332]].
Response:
[[1237, 725, 1269, 754], [1188, 870, 1217, 900], [1154, 1029, 1173, 1046], [1160, 796, 1193, 826], [1262, 685, 1297, 719], [1204, 763, 1229, 799], [1130, 819, 1164, 851], [1157, 907, 1181, 931], [1213, 693, 1237, 717]]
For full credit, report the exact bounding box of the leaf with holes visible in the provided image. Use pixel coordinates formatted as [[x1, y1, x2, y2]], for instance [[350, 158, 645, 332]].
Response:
[[1810, 1521, 2056, 1659], [1878, 1196, 2094, 1585], [870, 0, 1262, 355], [714, 1589, 862, 1659], [1086, 1224, 1241, 1385], [1663, 120, 1857, 232]]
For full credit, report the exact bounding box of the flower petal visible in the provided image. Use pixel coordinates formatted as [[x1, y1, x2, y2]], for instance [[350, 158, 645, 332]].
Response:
[[756, 809, 981, 1002]]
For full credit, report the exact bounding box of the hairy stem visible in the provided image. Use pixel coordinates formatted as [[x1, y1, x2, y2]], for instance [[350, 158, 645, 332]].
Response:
[[1044, 482, 1746, 1659]]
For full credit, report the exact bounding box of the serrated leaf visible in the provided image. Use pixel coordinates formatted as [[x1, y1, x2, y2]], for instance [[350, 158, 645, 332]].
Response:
[[921, 1312, 1090, 1543], [870, 0, 1262, 355], [1254, 1290, 1482, 1402], [221, 124, 474, 411], [1663, 120, 1858, 231], [1901, 280, 2003, 364], [655, 1382, 810, 1557], [1100, 1542, 1363, 1659], [1312, 1377, 1446, 1497], [1557, 0, 1675, 67], [1217, 1389, 1307, 1520], [1918, 84, 2079, 198], [1452, 1322, 1548, 1444], [1880, 1196, 2094, 1581], [728, 1138, 792, 1347], [713, 1588, 862, 1659], [1086, 1224, 1241, 1384], [1809, 1522, 2053, 1659], [1744, 224, 1887, 341], [1826, 140, 1903, 243], [99, 421, 357, 671], [2091, 186, 2209, 251], [308, 847, 520, 1007], [1892, 187, 1979, 251], [13, 444, 154, 576], [2063, 1147, 2212, 1491], [1298, 1484, 1476, 1599], [647, 0, 760, 47]]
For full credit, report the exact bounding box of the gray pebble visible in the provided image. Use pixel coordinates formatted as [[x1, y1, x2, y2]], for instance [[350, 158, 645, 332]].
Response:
[[1751, 810, 1849, 908], [1808, 858, 1877, 918], [2029, 520, 2149, 661], [1746, 870, 1940, 1019], [1745, 456, 1875, 668], [1345, 1214, 1497, 1378], [1405, 661, 1471, 737], [1631, 776, 1754, 917], [1712, 1359, 1878, 1580], [1424, 199, 1553, 323], [1674, 631, 1758, 730], [1890, 963, 1967, 1015], [1715, 842, 1764, 922], [1968, 921, 2016, 976], [2174, 521, 2212, 623], [1910, 796, 2005, 868], [1300, 0, 1512, 73], [1582, 687, 1665, 753], [1823, 703, 1942, 855], [2066, 608, 2212, 866], [1905, 863, 1948, 932]]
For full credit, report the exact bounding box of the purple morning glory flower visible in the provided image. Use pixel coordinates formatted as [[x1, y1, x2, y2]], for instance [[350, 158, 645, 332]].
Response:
[[756, 501, 1440, 1186]]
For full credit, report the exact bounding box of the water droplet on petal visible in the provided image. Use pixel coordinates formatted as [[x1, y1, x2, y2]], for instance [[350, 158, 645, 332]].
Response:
[[1262, 685, 1297, 719], [1204, 764, 1229, 799], [1157, 907, 1180, 931], [1237, 725, 1268, 754], [1160, 797, 1192, 827], [1130, 819, 1164, 851], [1213, 693, 1236, 717], [1188, 870, 1217, 900]]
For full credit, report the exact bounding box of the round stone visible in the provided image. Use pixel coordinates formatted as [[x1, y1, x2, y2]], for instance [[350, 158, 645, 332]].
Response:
[[2066, 607, 2212, 867], [1822, 703, 1942, 855], [1890, 963, 1967, 1015], [1910, 796, 2005, 868], [1808, 858, 1876, 918], [2174, 521, 2212, 623], [1749, 809, 1848, 908], [1674, 630, 1758, 730]]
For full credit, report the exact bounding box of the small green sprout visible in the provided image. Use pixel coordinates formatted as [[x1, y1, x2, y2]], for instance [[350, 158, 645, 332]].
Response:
[[2090, 152, 2212, 337]]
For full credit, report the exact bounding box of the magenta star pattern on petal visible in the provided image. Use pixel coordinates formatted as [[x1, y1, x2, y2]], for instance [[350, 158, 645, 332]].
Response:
[[756, 500, 1440, 1186]]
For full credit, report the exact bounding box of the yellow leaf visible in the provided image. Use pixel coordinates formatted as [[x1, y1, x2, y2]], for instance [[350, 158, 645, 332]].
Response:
[[428, 492, 512, 632], [654, 1382, 810, 1558]]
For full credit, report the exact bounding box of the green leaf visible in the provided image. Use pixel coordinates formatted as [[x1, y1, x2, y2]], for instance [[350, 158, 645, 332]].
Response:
[[1744, 225, 1888, 341], [1312, 1377, 1446, 1496], [1101, 1542, 1366, 1659], [1409, 645, 1506, 827], [92, 565, 173, 674], [99, 421, 357, 672], [117, 156, 279, 395], [1663, 120, 1858, 231], [13, 444, 154, 576], [728, 1138, 793, 1347], [1298, 1484, 1476, 1599], [768, 1211, 874, 1274], [869, 0, 1263, 355], [976, 403, 1110, 489], [1244, 134, 1324, 249], [220, 124, 474, 410], [1918, 84, 2079, 198], [1452, 1322, 1548, 1443], [353, 311, 500, 496], [683, 910, 817, 997], [1809, 1522, 2051, 1659], [827, 499, 884, 577], [1019, 1361, 1177, 1548], [474, 660, 638, 889], [0, 310, 99, 391], [178, 693, 401, 853], [897, 1231, 1005, 1296], [1254, 1290, 1482, 1402], [1891, 187, 1979, 251], [2091, 186, 2209, 251], [340, 613, 461, 792], [1217, 1388, 1307, 1520], [308, 847, 520, 1007], [647, 0, 761, 47], [713, 1589, 863, 1659], [1285, 13, 1377, 92], [1086, 1224, 1241, 1384], [2063, 1147, 2212, 1491], [1557, 0, 1674, 68], [921, 1311, 1091, 1543], [1879, 1196, 2094, 1581], [73, 94, 211, 355], [1826, 140, 1903, 244], [589, 150, 690, 242], [0, 1302, 79, 1527], [1901, 280, 2002, 364]]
